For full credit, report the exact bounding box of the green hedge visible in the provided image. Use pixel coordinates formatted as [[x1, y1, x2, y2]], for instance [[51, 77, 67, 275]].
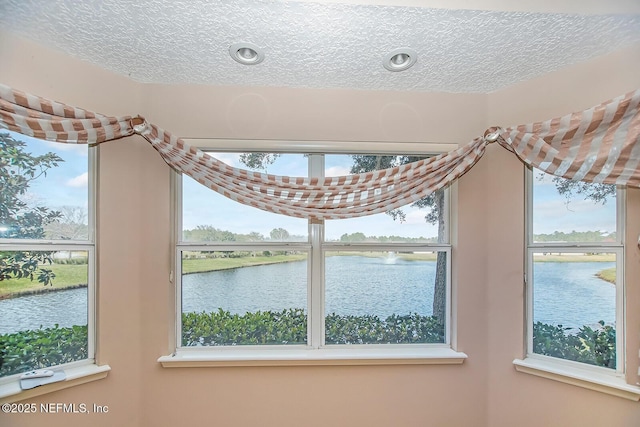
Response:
[[0, 315, 616, 378], [0, 325, 88, 377], [182, 309, 308, 346], [533, 321, 615, 369], [182, 309, 445, 346], [325, 312, 444, 344]]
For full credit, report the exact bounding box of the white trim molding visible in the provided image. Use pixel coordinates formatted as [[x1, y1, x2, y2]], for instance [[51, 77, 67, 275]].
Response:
[[0, 364, 111, 403], [513, 358, 640, 401], [159, 347, 467, 368]]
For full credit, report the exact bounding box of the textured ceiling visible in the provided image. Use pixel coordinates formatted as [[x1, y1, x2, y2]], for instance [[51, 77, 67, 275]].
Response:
[[1, 0, 639, 93]]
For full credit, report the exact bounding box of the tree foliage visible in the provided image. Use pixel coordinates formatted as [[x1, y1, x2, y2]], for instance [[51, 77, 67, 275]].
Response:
[[0, 325, 88, 377], [0, 133, 63, 285], [238, 153, 281, 172], [339, 232, 366, 242], [183, 225, 237, 242], [270, 227, 290, 241], [544, 174, 616, 206], [44, 205, 88, 240], [235, 152, 448, 324], [533, 230, 616, 243], [350, 155, 438, 223], [533, 321, 615, 369], [181, 309, 444, 346], [183, 226, 298, 243], [350, 155, 447, 324]]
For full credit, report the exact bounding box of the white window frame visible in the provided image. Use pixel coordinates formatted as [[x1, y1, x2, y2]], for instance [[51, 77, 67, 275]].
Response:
[[514, 167, 640, 401], [0, 140, 108, 403], [160, 139, 466, 367]]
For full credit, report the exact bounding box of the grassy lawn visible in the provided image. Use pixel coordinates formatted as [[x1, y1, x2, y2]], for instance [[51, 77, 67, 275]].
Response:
[[182, 254, 307, 274], [533, 253, 615, 262], [595, 267, 616, 284], [397, 252, 438, 261], [532, 254, 616, 285], [0, 263, 88, 297], [3, 252, 617, 296]]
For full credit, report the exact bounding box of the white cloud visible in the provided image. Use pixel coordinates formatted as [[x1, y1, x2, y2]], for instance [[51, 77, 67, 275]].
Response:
[[325, 166, 351, 177], [208, 152, 241, 167], [41, 139, 89, 155], [403, 208, 429, 224], [66, 172, 88, 188], [533, 198, 616, 234]]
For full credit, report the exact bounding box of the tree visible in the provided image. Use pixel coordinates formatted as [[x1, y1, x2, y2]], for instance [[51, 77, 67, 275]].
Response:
[[350, 155, 447, 324], [183, 225, 236, 242], [340, 232, 366, 242], [550, 175, 615, 206], [44, 205, 88, 241], [238, 152, 448, 324], [0, 132, 63, 285], [239, 153, 280, 172], [270, 228, 290, 241]]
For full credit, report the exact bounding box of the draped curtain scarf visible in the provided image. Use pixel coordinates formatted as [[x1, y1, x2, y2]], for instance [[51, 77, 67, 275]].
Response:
[[1, 83, 639, 221]]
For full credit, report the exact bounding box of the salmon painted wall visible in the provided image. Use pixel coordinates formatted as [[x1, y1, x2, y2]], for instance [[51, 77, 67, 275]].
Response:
[[0, 31, 145, 427], [1, 29, 639, 427], [137, 49, 491, 427], [485, 43, 640, 427]]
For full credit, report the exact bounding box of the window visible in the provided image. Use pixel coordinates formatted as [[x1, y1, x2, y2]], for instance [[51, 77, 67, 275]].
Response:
[[0, 130, 95, 381], [171, 142, 462, 364], [526, 169, 623, 372]]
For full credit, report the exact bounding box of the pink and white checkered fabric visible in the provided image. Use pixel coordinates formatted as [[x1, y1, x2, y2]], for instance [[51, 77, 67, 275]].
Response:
[[495, 89, 640, 187], [1, 83, 639, 220], [0, 84, 133, 144], [136, 121, 486, 220]]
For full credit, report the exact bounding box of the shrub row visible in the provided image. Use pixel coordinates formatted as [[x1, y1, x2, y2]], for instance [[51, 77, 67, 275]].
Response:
[[182, 309, 445, 346], [533, 321, 616, 368], [0, 316, 616, 377], [0, 325, 88, 377]]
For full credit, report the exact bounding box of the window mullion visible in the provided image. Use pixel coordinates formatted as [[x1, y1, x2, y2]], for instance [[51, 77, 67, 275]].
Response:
[[309, 221, 324, 348], [308, 154, 325, 349]]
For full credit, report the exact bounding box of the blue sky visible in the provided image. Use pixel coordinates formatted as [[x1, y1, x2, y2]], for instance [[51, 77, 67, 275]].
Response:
[[3, 130, 88, 217], [4, 131, 616, 239], [531, 170, 616, 235]]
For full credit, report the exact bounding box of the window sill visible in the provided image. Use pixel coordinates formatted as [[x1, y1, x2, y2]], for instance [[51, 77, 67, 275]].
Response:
[[0, 364, 111, 403], [159, 346, 467, 367], [513, 357, 640, 401]]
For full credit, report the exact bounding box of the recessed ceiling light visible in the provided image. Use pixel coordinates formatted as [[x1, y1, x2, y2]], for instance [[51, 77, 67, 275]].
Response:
[[229, 43, 265, 65], [383, 48, 417, 72]]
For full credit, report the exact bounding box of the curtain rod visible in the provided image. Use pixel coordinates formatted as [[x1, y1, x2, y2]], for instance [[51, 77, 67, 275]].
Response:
[[181, 138, 460, 154]]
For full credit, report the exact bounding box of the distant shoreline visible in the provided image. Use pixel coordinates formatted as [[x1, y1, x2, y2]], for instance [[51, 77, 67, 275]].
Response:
[[1, 253, 616, 299], [0, 283, 87, 300], [532, 254, 615, 262]]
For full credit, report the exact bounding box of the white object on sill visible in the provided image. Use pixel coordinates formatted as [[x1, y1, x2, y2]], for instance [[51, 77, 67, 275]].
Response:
[[19, 369, 54, 379], [1, 364, 110, 403], [20, 370, 66, 390]]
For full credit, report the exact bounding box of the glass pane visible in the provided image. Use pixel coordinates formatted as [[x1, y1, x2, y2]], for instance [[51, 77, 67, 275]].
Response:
[[324, 250, 446, 344], [0, 131, 89, 241], [182, 153, 308, 242], [324, 154, 444, 243], [532, 251, 616, 369], [181, 250, 308, 346], [532, 170, 616, 243], [0, 250, 89, 377]]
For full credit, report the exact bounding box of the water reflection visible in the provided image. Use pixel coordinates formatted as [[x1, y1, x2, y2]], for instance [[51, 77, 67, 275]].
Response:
[[0, 288, 87, 334], [0, 260, 617, 334]]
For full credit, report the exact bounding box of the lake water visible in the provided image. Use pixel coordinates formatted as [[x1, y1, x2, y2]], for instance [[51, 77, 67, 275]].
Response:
[[533, 261, 616, 328], [0, 257, 616, 334], [0, 288, 87, 335]]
